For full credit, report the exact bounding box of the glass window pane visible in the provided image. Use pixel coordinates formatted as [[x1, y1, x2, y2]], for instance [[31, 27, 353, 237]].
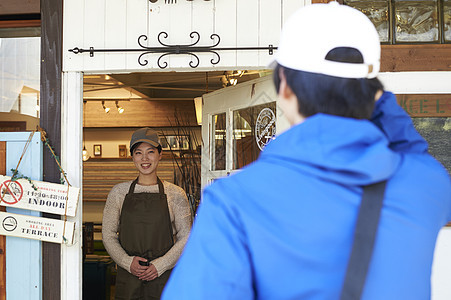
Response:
[[394, 0, 439, 42], [0, 37, 41, 128], [445, 0, 451, 42], [344, 0, 390, 42], [233, 102, 276, 170], [212, 113, 226, 171], [412, 118, 450, 173]]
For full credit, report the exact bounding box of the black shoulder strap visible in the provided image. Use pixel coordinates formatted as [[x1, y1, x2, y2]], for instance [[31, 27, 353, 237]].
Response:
[[340, 180, 387, 300]]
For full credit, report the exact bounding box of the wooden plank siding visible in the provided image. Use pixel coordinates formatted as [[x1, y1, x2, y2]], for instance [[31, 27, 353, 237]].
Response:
[[63, 0, 301, 72], [0, 142, 5, 300], [40, 0, 63, 298], [396, 94, 451, 117], [0, 0, 40, 15], [84, 100, 197, 128], [0, 20, 40, 28], [381, 45, 451, 72], [83, 156, 179, 202]]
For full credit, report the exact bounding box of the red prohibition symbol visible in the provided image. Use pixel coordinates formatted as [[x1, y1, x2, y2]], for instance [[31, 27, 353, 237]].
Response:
[[0, 180, 24, 205]]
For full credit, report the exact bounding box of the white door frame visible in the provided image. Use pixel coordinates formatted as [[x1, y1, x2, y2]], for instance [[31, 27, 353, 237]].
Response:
[[61, 71, 83, 300]]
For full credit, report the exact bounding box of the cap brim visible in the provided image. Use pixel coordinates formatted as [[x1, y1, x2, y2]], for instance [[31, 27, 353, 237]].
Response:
[[131, 139, 160, 149]]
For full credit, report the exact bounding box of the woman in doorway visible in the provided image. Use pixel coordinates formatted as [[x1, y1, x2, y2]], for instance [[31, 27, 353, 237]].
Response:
[[102, 127, 191, 300]]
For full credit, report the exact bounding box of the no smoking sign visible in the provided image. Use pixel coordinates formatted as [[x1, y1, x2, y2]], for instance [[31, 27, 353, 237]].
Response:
[[0, 180, 23, 205]]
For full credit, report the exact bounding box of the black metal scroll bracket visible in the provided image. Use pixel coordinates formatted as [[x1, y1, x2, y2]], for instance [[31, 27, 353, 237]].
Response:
[[68, 31, 277, 69]]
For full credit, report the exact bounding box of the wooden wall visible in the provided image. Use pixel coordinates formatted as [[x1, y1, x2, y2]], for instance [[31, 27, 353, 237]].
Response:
[[83, 156, 178, 202], [0, 0, 40, 15], [84, 100, 198, 128], [63, 0, 308, 72], [381, 45, 451, 72], [40, 0, 63, 297], [396, 94, 451, 117], [0, 0, 40, 30]]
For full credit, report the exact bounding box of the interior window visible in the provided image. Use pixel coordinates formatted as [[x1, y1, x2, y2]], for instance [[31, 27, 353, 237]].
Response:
[[233, 102, 276, 169], [0, 33, 40, 131]]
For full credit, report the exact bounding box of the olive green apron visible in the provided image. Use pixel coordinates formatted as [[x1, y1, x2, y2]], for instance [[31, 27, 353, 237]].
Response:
[[115, 178, 174, 300]]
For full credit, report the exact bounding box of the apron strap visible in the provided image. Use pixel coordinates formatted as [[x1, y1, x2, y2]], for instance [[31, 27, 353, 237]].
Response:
[[127, 178, 139, 195], [157, 177, 173, 244], [157, 177, 165, 196]]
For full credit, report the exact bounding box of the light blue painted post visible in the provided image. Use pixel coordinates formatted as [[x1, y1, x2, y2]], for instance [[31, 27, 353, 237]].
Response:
[[0, 132, 43, 300]]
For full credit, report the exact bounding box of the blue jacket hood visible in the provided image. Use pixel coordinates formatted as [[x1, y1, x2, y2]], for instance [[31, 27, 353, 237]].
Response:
[[260, 113, 401, 186]]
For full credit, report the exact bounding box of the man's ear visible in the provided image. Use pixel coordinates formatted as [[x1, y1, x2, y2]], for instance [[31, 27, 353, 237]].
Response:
[[278, 68, 294, 100]]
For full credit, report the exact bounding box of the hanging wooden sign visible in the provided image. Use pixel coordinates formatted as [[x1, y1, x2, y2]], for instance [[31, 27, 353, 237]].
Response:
[[0, 212, 75, 245], [0, 176, 79, 217], [396, 94, 451, 117]]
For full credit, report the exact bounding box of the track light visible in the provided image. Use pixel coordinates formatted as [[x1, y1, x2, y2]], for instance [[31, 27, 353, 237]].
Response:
[[116, 101, 124, 114], [102, 101, 110, 113]]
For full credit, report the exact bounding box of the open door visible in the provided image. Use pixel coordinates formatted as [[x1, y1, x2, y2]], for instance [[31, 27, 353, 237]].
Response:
[[0, 141, 5, 300], [0, 132, 43, 300], [201, 75, 289, 188]]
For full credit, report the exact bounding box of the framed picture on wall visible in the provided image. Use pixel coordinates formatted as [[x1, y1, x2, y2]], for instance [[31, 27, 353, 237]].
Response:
[[93, 144, 102, 157], [161, 135, 190, 150], [118, 145, 127, 158]]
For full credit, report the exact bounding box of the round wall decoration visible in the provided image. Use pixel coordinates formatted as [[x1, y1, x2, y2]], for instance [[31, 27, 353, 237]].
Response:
[[255, 107, 276, 151]]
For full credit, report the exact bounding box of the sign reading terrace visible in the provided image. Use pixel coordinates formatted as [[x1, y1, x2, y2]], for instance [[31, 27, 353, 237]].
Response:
[[0, 176, 80, 217], [0, 212, 75, 244]]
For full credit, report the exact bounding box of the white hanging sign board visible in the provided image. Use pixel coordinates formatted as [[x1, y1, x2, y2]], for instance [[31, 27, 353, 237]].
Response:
[[0, 176, 79, 217], [0, 211, 75, 245]]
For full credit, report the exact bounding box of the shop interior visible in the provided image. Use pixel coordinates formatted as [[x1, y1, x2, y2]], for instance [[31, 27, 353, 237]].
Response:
[[80, 70, 268, 299]]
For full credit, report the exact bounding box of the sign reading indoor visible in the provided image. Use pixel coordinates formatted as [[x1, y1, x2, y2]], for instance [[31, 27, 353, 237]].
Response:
[[0, 175, 79, 217]]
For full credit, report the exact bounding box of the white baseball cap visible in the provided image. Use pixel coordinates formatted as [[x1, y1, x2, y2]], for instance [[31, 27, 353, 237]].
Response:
[[273, 2, 380, 79]]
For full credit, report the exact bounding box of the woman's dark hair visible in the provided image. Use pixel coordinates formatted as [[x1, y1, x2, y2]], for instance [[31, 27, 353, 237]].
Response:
[[131, 142, 162, 155], [272, 47, 383, 119]]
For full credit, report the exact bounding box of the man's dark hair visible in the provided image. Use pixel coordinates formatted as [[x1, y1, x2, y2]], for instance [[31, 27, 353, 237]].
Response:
[[131, 142, 162, 155], [272, 47, 384, 119]]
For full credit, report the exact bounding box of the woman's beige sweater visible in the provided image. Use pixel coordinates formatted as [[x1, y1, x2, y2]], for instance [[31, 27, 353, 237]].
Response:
[[102, 180, 191, 276]]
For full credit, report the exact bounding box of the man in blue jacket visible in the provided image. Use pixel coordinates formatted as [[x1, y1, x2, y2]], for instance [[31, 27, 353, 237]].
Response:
[[162, 3, 451, 299]]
